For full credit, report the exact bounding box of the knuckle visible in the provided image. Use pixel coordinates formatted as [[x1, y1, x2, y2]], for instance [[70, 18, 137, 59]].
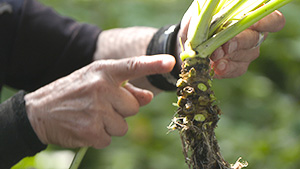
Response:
[[80, 124, 98, 140], [89, 77, 111, 95], [235, 64, 249, 77], [249, 48, 260, 61], [90, 60, 105, 71], [128, 104, 139, 117], [126, 58, 140, 72], [253, 50, 260, 60], [94, 135, 112, 149], [118, 122, 129, 136], [101, 136, 112, 147]]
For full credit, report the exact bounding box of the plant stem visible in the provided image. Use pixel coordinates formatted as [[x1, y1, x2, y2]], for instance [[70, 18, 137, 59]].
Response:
[[215, 0, 229, 14], [196, 0, 293, 58], [187, 0, 220, 48], [69, 147, 88, 169], [209, 0, 248, 37], [181, 0, 221, 60], [231, 0, 268, 20]]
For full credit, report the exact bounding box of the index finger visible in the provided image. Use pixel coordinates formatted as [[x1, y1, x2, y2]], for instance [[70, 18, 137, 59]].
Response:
[[105, 55, 176, 85]]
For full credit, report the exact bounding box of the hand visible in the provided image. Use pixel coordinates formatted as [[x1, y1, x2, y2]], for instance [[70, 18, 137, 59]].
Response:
[[94, 27, 163, 95], [178, 2, 286, 79], [25, 55, 175, 149]]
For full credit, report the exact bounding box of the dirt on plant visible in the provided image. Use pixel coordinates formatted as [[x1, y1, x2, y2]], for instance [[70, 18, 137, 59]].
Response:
[[168, 57, 248, 169]]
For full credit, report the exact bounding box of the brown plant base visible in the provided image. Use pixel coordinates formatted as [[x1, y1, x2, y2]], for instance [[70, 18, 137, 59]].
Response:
[[168, 57, 247, 169]]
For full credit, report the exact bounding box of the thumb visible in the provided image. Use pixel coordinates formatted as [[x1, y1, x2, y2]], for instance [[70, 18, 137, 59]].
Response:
[[107, 55, 176, 85]]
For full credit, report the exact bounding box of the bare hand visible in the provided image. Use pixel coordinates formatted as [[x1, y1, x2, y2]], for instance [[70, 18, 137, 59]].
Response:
[[179, 3, 286, 79], [25, 55, 175, 149]]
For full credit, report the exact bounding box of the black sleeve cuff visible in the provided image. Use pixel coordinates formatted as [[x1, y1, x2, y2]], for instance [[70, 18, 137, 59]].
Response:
[[146, 24, 181, 91], [0, 91, 47, 169]]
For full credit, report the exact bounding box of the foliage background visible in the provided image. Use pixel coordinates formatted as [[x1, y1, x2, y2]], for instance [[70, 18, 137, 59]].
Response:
[[5, 0, 300, 168]]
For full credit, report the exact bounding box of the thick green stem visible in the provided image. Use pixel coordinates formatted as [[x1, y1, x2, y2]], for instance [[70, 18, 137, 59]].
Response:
[[181, 0, 221, 60], [196, 0, 293, 58], [187, 0, 221, 49], [231, 0, 268, 20], [209, 0, 248, 36], [215, 0, 229, 14]]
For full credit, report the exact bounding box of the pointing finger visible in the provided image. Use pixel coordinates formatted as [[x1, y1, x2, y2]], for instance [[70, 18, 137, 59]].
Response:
[[105, 55, 176, 85]]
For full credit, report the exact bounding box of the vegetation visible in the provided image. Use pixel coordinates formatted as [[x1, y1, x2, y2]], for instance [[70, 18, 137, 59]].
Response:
[[169, 1, 291, 169], [5, 0, 300, 169]]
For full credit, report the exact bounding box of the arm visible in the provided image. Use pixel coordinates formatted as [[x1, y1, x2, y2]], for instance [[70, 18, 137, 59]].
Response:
[[0, 0, 173, 167], [93, 27, 163, 95], [0, 0, 100, 167], [0, 91, 46, 169], [3, 0, 101, 92]]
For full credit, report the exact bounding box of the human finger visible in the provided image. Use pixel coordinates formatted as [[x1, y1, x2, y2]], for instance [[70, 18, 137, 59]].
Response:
[[224, 47, 260, 63], [212, 48, 259, 78], [179, 0, 196, 42], [222, 29, 265, 54], [250, 10, 286, 32], [76, 114, 112, 149], [212, 59, 250, 79], [123, 83, 154, 106], [105, 85, 140, 118], [102, 107, 129, 137], [105, 55, 175, 85], [91, 127, 112, 149]]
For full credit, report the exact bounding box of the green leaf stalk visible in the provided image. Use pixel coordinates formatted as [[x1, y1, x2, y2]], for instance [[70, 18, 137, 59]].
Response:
[[69, 147, 88, 169], [169, 0, 293, 169]]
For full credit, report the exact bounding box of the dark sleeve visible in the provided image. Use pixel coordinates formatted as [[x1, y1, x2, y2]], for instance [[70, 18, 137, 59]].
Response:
[[1, 0, 101, 92], [0, 0, 101, 168], [0, 91, 47, 169]]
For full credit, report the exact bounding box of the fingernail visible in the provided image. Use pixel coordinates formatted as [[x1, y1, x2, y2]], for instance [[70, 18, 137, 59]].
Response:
[[228, 40, 238, 53], [212, 47, 224, 61], [216, 60, 227, 72]]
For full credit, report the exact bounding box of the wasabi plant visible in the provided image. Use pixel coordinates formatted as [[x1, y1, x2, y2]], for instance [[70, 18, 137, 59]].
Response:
[[168, 0, 293, 169], [70, 0, 293, 168]]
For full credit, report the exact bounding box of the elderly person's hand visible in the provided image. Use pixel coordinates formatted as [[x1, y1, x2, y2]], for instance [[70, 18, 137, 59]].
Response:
[[179, 3, 286, 79], [24, 55, 175, 149]]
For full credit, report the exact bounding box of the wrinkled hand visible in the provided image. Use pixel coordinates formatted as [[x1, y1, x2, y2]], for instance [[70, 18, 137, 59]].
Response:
[[25, 55, 175, 149], [178, 3, 286, 79]]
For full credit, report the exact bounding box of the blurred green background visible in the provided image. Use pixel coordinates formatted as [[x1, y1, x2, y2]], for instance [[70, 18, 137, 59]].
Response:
[[6, 0, 300, 168]]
